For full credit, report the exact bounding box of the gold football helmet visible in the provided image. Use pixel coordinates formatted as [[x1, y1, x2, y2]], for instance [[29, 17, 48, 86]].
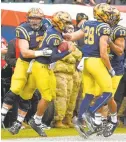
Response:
[[93, 3, 114, 26], [52, 11, 72, 32], [27, 8, 44, 30], [111, 7, 121, 27]]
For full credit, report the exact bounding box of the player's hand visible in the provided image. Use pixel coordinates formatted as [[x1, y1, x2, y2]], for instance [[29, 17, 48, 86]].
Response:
[[68, 42, 76, 52], [62, 33, 72, 41], [41, 48, 52, 56], [108, 68, 115, 77], [108, 54, 114, 60], [107, 38, 113, 45]]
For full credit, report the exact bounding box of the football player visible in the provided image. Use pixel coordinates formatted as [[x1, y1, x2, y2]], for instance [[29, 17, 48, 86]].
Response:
[[89, 7, 125, 137], [1, 7, 52, 134], [3, 11, 74, 136], [102, 7, 126, 137], [27, 11, 75, 136], [63, 3, 119, 138]]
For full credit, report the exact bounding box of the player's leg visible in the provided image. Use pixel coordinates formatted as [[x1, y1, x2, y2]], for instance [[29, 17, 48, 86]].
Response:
[[82, 58, 112, 133], [8, 73, 36, 135], [103, 75, 122, 137], [1, 58, 29, 124], [73, 63, 95, 138], [87, 58, 112, 114], [28, 62, 55, 137]]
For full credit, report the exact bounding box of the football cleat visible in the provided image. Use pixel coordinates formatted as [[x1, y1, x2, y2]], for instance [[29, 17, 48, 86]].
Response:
[[40, 123, 51, 130], [8, 121, 22, 135], [1, 121, 6, 129], [97, 119, 108, 136], [82, 112, 95, 132], [103, 121, 118, 137], [28, 118, 47, 137], [82, 112, 103, 134], [73, 117, 88, 139]]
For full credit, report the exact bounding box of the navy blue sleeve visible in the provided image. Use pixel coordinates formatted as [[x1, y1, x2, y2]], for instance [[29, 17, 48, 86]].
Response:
[[50, 48, 70, 63]]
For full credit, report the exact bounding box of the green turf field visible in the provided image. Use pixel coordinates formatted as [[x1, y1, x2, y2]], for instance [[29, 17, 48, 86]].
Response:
[[1, 128, 126, 140]]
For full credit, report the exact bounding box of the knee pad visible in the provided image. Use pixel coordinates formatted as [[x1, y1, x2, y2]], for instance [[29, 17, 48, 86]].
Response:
[[3, 90, 17, 105], [19, 97, 31, 112]]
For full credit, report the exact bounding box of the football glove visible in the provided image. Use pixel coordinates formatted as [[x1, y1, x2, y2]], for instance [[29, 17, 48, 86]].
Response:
[[108, 68, 115, 77], [35, 48, 52, 57], [42, 48, 52, 56]]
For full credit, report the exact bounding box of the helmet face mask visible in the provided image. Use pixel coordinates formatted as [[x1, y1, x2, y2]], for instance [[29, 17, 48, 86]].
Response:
[[27, 8, 44, 30], [111, 7, 121, 27], [65, 24, 74, 33], [52, 11, 72, 32], [28, 17, 42, 30]]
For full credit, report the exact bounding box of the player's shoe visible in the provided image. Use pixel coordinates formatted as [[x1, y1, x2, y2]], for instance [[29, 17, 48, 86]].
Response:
[[82, 112, 103, 134], [8, 121, 22, 135], [97, 119, 108, 136], [28, 118, 47, 137], [73, 117, 88, 139], [103, 121, 118, 137], [1, 121, 6, 129], [40, 123, 51, 130]]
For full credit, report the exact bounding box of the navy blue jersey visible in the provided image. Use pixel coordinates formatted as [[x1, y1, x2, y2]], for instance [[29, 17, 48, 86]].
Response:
[[36, 26, 70, 64], [110, 25, 126, 75], [75, 26, 85, 49], [42, 18, 52, 29], [16, 22, 46, 62], [81, 20, 111, 57]]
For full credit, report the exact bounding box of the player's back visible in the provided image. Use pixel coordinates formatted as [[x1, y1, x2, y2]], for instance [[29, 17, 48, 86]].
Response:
[[81, 20, 111, 57]]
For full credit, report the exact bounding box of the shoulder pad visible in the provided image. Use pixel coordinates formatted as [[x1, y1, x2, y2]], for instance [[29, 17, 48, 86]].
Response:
[[46, 34, 62, 46], [16, 24, 30, 41], [111, 25, 126, 41], [96, 23, 111, 36]]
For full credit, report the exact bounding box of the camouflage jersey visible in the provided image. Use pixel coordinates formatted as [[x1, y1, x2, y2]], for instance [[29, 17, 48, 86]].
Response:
[[54, 42, 82, 74]]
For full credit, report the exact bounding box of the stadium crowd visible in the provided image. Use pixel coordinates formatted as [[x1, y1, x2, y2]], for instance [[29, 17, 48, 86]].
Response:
[[1, 1, 126, 139], [1, 0, 126, 5]]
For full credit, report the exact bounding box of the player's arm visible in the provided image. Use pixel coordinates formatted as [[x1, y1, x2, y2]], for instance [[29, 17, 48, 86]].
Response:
[[108, 37, 125, 56], [63, 29, 84, 41], [16, 27, 52, 58], [50, 48, 70, 62], [46, 35, 74, 62], [19, 39, 52, 58], [100, 35, 113, 71]]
